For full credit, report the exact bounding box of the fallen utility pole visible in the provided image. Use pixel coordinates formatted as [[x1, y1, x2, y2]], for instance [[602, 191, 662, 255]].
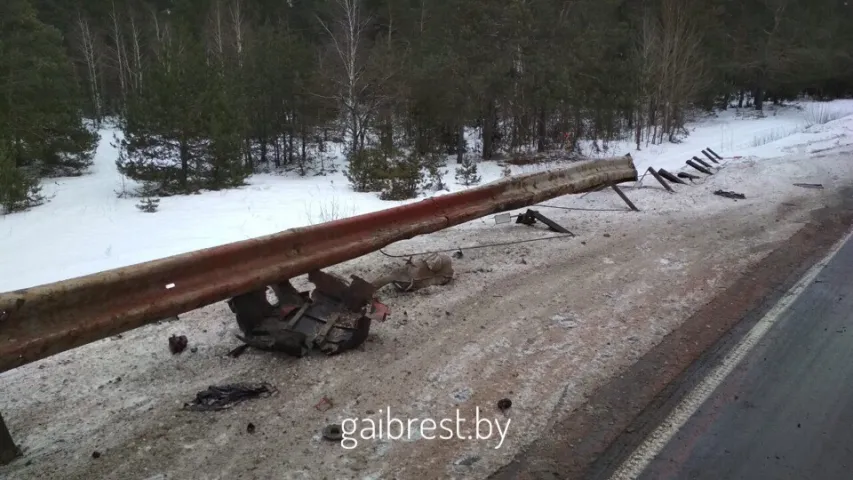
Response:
[[0, 156, 638, 374]]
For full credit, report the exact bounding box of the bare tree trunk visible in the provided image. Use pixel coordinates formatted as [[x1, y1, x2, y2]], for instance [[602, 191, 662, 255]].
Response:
[[230, 0, 245, 68], [127, 12, 143, 93], [318, 0, 373, 157], [482, 100, 496, 160], [76, 12, 102, 124], [456, 124, 465, 163], [110, 2, 127, 105], [179, 139, 189, 190]]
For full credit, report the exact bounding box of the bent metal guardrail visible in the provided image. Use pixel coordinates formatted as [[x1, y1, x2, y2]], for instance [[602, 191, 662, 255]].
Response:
[[0, 156, 637, 374]]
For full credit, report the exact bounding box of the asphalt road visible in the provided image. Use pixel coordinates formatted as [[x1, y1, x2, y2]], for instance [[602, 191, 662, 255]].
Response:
[[626, 232, 853, 480]]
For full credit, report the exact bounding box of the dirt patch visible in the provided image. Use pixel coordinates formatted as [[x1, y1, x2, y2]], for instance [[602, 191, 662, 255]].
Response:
[[1, 152, 851, 480]]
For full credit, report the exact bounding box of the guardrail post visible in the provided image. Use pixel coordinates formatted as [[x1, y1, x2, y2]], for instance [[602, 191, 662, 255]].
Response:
[[686, 160, 712, 175], [706, 147, 724, 161], [646, 167, 674, 192], [611, 185, 640, 211], [692, 156, 713, 169], [0, 412, 21, 465]]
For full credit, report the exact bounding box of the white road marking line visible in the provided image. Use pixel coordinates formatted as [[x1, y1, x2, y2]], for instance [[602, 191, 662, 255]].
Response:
[[609, 228, 853, 480]]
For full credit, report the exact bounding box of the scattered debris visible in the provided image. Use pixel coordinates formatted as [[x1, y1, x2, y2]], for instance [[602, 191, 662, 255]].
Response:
[[552, 314, 579, 329], [372, 253, 455, 292], [515, 209, 574, 234], [452, 250, 464, 259], [168, 335, 188, 354], [246, 423, 256, 434], [228, 272, 388, 358], [793, 183, 824, 189], [455, 455, 481, 466], [314, 396, 334, 412], [183, 383, 275, 412], [323, 424, 344, 442], [92, 451, 101, 459], [452, 388, 472, 403], [227, 343, 250, 358], [713, 190, 746, 200], [497, 398, 512, 412]]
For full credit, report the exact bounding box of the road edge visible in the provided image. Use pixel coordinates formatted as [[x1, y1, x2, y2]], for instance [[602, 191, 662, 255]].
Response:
[[488, 189, 853, 480]]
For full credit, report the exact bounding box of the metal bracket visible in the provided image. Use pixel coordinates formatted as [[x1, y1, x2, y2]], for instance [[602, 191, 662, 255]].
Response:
[[515, 209, 574, 235], [610, 185, 640, 211]]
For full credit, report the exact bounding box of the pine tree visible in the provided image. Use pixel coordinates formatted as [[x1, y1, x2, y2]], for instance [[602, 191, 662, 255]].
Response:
[[0, 137, 43, 214], [455, 154, 481, 186], [117, 26, 248, 195], [0, 0, 97, 179]]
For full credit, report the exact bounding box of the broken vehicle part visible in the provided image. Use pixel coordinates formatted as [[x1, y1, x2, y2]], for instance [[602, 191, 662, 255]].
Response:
[[714, 190, 746, 200], [184, 383, 275, 412], [227, 271, 388, 357], [372, 253, 455, 292], [168, 334, 187, 354], [323, 424, 344, 441]]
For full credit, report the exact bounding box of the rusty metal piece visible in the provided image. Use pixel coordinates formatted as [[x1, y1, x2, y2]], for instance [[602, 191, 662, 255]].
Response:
[[0, 156, 637, 373]]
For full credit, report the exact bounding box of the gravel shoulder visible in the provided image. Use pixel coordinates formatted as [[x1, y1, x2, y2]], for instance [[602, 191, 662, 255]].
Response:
[[2, 151, 852, 480]]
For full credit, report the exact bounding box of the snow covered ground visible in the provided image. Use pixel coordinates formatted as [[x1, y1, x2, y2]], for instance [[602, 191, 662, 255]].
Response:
[[2, 100, 853, 292]]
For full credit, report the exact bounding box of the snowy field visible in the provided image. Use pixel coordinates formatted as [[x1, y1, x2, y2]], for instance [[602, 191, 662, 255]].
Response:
[[2, 100, 853, 292]]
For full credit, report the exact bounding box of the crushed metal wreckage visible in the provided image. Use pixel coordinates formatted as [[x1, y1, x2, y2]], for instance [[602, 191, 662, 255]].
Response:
[[227, 270, 389, 357], [226, 254, 454, 357]]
